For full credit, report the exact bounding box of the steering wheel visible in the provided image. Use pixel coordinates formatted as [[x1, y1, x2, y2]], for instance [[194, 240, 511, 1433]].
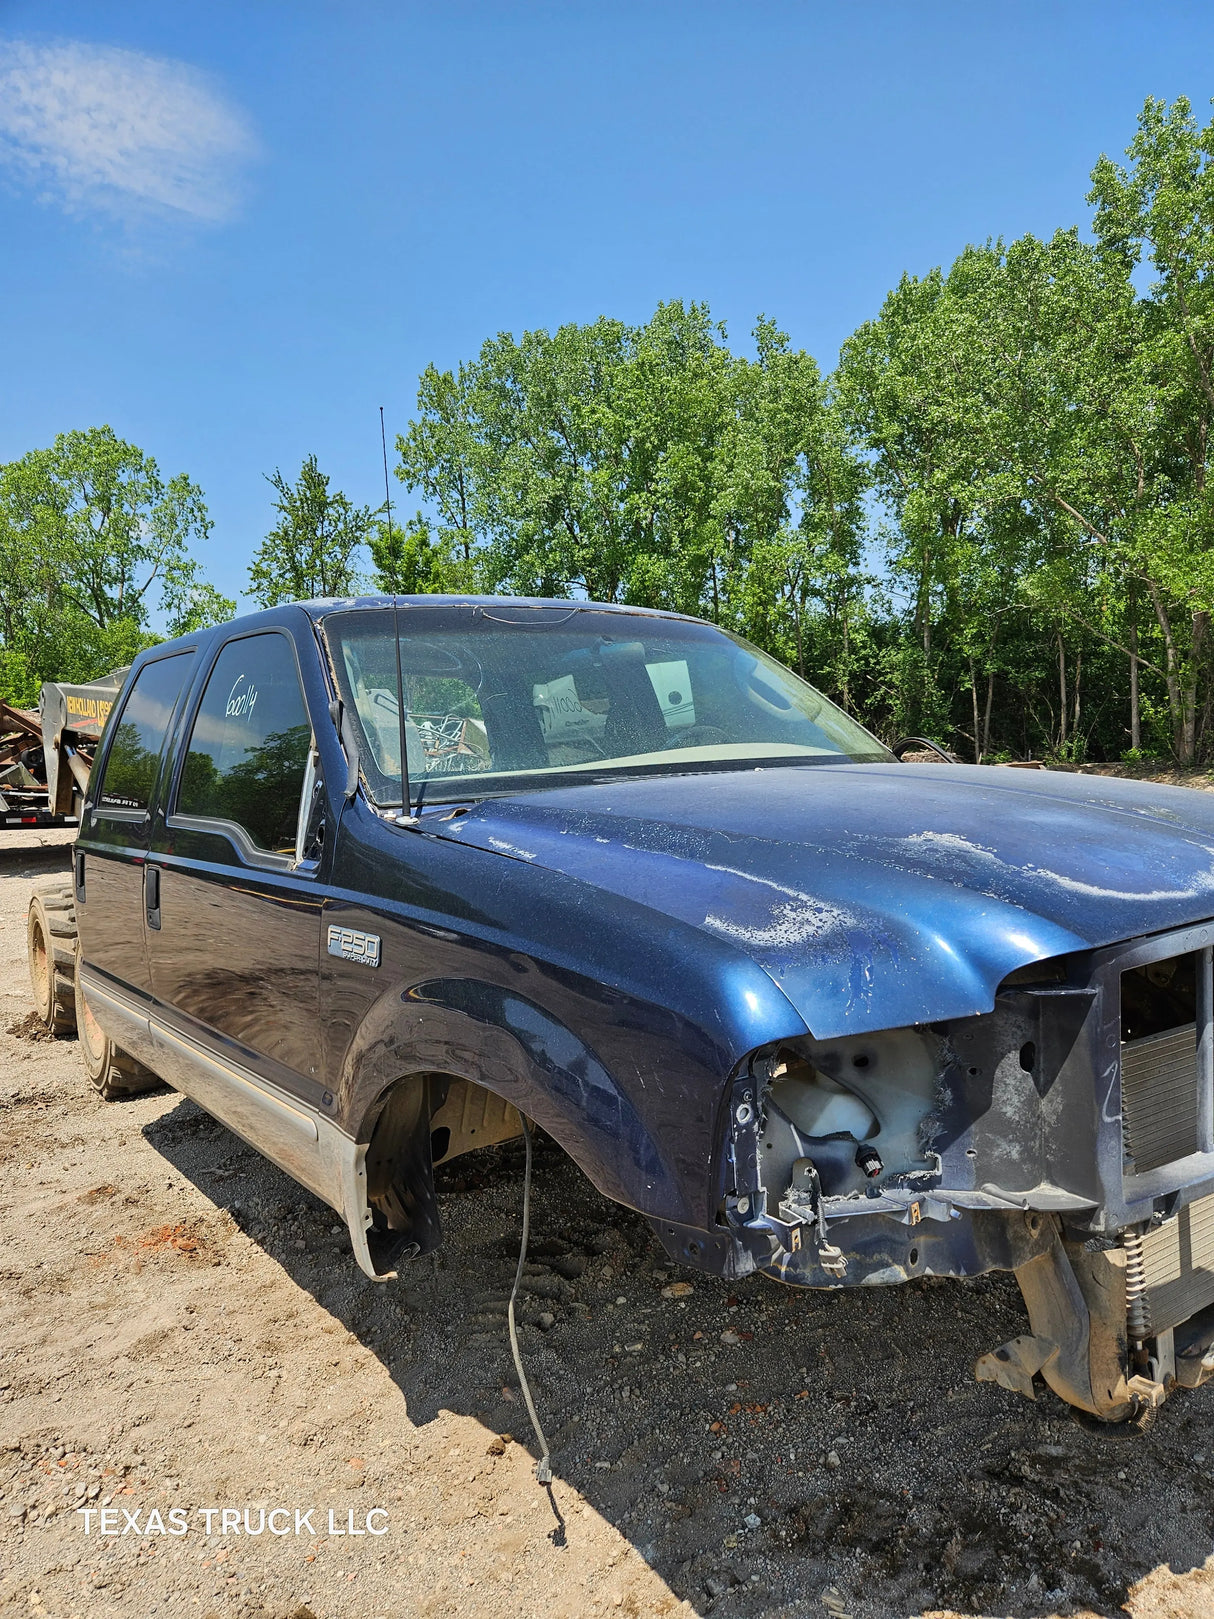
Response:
[[661, 724, 730, 751]]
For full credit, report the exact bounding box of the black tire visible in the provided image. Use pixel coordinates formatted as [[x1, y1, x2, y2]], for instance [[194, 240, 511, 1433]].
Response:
[[74, 957, 160, 1100], [27, 880, 78, 1036]]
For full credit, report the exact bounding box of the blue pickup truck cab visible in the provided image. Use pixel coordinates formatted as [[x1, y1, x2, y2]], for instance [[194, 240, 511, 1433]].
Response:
[[46, 595, 1214, 1422]]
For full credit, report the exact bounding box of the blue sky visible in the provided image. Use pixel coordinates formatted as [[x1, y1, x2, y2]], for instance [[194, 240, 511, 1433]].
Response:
[[2, 0, 1213, 613]]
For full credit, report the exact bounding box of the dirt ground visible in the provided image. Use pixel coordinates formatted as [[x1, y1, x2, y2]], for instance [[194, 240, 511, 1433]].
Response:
[[3, 825, 1214, 1619]]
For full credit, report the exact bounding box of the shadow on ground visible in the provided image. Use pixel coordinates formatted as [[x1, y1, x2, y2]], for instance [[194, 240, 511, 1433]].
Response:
[[0, 842, 76, 874], [138, 1093, 1214, 1619]]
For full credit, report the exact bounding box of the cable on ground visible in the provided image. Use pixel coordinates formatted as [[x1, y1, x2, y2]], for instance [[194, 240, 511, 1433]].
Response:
[[507, 1115, 553, 1484]]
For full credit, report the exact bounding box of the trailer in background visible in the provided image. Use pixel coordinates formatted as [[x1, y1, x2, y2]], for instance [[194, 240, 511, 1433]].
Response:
[[0, 670, 126, 831]]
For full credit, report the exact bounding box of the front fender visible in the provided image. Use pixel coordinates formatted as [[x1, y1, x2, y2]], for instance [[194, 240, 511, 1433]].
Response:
[[325, 804, 812, 1231], [337, 974, 691, 1222]]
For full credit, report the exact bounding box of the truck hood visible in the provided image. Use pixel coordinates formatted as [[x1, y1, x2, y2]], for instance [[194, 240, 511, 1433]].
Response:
[[436, 763, 1214, 1038]]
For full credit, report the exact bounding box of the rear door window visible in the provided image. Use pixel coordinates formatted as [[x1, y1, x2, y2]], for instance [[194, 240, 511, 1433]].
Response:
[[94, 653, 195, 815], [176, 633, 312, 856]]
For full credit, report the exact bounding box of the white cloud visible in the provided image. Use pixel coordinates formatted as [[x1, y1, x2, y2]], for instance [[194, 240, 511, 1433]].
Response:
[[0, 38, 256, 223]]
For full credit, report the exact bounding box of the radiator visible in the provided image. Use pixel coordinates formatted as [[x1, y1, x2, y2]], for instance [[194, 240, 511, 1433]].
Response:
[[1121, 1022, 1200, 1173], [1143, 1191, 1214, 1333]]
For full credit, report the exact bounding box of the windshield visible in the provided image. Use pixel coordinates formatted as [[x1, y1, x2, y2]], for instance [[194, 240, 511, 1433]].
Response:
[[323, 603, 892, 807]]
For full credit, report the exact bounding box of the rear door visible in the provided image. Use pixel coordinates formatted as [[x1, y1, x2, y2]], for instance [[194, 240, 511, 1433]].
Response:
[[75, 651, 197, 1046]]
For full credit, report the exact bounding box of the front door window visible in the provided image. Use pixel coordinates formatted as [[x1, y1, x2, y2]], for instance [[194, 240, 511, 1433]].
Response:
[[177, 633, 311, 858]]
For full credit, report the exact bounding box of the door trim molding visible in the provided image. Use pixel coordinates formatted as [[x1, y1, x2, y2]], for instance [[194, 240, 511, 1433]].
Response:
[[147, 1018, 332, 1201]]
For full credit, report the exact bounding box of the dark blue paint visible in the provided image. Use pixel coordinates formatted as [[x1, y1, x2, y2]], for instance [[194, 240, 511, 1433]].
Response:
[[437, 764, 1214, 1037], [325, 792, 807, 1227], [77, 596, 1214, 1291], [412, 978, 666, 1180]]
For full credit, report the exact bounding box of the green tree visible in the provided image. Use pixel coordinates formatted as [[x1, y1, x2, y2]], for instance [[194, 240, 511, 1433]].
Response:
[[32, 426, 212, 629], [723, 324, 867, 694], [368, 514, 482, 595], [395, 365, 484, 569], [835, 266, 991, 738], [396, 303, 738, 608], [1086, 95, 1214, 763], [247, 455, 375, 606], [0, 426, 225, 696], [834, 215, 1186, 758], [167, 580, 237, 637], [392, 301, 870, 644], [376, 96, 1214, 767]]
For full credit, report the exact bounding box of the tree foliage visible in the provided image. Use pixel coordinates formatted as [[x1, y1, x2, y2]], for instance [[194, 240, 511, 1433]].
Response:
[[247, 455, 376, 607], [382, 95, 1214, 767], [0, 426, 232, 705], [388, 302, 865, 645]]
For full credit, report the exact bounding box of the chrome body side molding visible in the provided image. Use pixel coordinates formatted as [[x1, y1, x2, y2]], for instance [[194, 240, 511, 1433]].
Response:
[[77, 965, 158, 1071], [146, 1020, 330, 1203]]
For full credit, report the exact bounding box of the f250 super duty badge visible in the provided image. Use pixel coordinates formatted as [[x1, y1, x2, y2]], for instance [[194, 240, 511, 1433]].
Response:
[[326, 925, 381, 967]]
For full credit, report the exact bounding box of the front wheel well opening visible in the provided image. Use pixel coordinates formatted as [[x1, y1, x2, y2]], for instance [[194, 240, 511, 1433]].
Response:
[[363, 1073, 524, 1257]]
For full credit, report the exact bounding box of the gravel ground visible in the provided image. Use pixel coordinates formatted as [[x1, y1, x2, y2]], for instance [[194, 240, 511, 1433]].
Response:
[[2, 827, 1214, 1619]]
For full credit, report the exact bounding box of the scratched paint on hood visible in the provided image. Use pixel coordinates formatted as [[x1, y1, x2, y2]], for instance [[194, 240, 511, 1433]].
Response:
[[866, 826, 1214, 908], [437, 763, 1214, 1037]]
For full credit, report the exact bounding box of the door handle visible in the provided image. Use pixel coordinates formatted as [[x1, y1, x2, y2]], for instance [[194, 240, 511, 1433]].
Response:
[[75, 850, 86, 902], [145, 864, 161, 931]]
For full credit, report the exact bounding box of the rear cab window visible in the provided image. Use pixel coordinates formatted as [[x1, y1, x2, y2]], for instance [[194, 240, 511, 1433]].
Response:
[[93, 653, 196, 818]]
